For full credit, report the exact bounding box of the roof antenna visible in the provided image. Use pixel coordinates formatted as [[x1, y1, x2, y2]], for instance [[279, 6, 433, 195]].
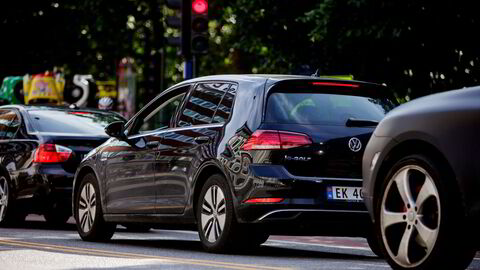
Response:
[[311, 69, 320, 77]]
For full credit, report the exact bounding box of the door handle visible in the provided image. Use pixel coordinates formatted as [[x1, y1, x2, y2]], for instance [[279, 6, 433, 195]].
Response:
[[146, 141, 161, 149], [194, 136, 211, 144]]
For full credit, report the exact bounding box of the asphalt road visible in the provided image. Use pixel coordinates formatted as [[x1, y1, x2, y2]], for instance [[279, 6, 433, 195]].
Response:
[[0, 215, 479, 270]]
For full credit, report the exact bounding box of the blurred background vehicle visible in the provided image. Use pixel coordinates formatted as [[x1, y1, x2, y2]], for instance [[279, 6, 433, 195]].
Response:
[[362, 86, 480, 269], [0, 105, 125, 227]]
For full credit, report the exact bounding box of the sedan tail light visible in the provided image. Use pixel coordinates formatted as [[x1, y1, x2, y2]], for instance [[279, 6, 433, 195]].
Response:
[[242, 130, 312, 151], [244, 198, 284, 204], [33, 144, 73, 163]]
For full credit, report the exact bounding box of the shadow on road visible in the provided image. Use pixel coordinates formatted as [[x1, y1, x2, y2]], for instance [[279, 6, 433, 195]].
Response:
[[110, 238, 379, 261], [3, 220, 380, 262]]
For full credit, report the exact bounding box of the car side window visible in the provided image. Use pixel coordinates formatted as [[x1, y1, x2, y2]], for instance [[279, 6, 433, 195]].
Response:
[[0, 109, 20, 140], [128, 86, 190, 135], [212, 84, 237, 124], [138, 93, 186, 133], [178, 82, 232, 127]]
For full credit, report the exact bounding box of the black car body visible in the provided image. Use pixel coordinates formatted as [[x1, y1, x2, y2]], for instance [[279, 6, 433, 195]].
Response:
[[362, 87, 480, 269], [73, 75, 395, 251], [0, 105, 125, 226]]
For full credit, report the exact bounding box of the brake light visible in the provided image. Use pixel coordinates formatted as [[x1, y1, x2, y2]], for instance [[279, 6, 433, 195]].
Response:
[[244, 198, 284, 204], [311, 82, 359, 88], [33, 144, 73, 163], [68, 112, 92, 115], [242, 130, 312, 150]]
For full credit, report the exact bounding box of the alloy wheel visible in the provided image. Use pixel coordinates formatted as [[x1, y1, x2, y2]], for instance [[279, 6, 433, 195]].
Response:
[[78, 183, 96, 233], [201, 185, 226, 243], [0, 177, 8, 222], [380, 165, 441, 268]]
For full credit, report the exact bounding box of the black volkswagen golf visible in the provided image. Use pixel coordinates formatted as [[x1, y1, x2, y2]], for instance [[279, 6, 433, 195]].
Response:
[[73, 75, 396, 252], [0, 105, 125, 226]]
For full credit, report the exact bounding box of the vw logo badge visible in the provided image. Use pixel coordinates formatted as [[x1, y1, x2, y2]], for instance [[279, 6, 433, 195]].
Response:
[[348, 137, 362, 152]]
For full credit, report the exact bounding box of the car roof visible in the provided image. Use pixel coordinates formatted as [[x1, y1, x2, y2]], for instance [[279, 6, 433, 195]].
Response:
[[176, 74, 386, 90], [0, 104, 126, 118]]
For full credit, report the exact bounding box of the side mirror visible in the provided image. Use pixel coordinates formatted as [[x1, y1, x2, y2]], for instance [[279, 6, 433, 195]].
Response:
[[105, 121, 126, 139]]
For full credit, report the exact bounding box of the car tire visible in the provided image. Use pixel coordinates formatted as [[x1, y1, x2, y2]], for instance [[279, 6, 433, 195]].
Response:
[[375, 154, 475, 270], [0, 175, 25, 227], [196, 174, 241, 253], [366, 231, 383, 258], [75, 173, 116, 241]]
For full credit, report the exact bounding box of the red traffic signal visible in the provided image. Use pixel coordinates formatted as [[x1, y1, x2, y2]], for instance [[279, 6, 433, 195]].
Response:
[[192, 0, 208, 14]]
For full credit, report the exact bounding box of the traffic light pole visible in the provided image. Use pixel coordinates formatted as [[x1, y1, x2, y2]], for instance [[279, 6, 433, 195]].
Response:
[[184, 57, 193, 80], [193, 55, 198, 78]]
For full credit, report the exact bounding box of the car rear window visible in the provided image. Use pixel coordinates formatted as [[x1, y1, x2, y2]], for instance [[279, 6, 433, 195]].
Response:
[[265, 84, 395, 125], [29, 110, 125, 134]]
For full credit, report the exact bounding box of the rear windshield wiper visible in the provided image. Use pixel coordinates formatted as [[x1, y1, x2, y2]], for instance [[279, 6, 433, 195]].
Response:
[[345, 118, 379, 127]]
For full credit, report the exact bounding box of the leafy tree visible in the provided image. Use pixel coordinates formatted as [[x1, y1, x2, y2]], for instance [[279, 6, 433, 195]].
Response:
[[205, 0, 480, 99], [2, 0, 480, 105]]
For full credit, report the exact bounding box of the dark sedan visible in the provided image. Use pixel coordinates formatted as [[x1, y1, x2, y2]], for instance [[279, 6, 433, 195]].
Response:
[[0, 105, 125, 226], [73, 75, 396, 252], [362, 87, 480, 269]]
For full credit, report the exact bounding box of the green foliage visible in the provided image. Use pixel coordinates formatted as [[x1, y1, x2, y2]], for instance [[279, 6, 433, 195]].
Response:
[[1, 0, 480, 103]]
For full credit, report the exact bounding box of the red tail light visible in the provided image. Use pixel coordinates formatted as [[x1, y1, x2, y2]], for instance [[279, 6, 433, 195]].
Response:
[[311, 82, 359, 88], [244, 198, 284, 204], [242, 130, 312, 151], [33, 144, 73, 163]]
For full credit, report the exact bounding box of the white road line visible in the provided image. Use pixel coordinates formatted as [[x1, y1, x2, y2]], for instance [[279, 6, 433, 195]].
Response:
[[266, 239, 372, 252], [358, 263, 390, 268]]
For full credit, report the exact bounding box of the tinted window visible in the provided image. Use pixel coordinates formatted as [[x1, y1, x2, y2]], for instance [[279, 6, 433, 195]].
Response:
[[178, 83, 231, 127], [266, 91, 395, 125], [0, 109, 20, 139], [29, 110, 125, 135], [212, 84, 236, 124], [138, 93, 185, 133]]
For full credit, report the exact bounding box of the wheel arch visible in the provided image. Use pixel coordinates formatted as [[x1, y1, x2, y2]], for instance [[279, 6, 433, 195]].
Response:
[[73, 166, 103, 214], [373, 139, 462, 216], [192, 162, 229, 219], [0, 165, 14, 194]]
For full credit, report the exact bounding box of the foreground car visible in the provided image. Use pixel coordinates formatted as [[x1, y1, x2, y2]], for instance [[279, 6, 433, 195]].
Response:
[[73, 74, 395, 252], [0, 105, 125, 226], [363, 87, 480, 269]]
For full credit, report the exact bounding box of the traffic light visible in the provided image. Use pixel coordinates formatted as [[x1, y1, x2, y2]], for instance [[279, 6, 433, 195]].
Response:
[[165, 0, 191, 56], [190, 0, 209, 54]]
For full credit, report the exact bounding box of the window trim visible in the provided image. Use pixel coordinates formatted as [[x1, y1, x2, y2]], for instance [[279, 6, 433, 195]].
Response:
[[126, 84, 192, 136], [128, 122, 223, 140]]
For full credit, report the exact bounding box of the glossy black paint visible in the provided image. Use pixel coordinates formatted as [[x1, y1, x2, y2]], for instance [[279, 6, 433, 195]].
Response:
[[363, 86, 480, 228], [0, 105, 124, 216], [75, 75, 392, 236]]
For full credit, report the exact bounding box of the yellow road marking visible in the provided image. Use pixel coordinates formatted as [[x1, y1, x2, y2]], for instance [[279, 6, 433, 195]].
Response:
[[0, 238, 289, 270]]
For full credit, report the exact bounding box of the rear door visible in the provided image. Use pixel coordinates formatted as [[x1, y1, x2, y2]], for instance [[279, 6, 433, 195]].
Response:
[[154, 82, 236, 214]]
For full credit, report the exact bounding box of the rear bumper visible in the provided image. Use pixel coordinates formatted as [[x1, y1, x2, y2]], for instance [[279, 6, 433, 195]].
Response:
[[234, 164, 369, 236], [238, 207, 370, 237], [14, 164, 74, 212]]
